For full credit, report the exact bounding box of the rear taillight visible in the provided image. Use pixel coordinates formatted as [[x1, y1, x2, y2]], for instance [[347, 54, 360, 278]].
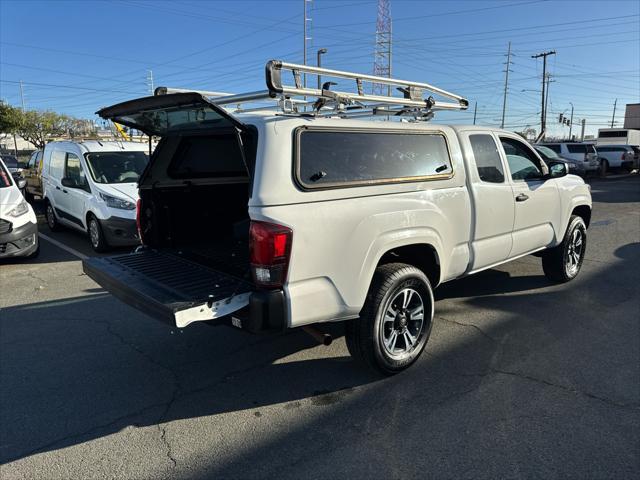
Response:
[[135, 199, 144, 244], [249, 221, 292, 289], [622, 153, 626, 161]]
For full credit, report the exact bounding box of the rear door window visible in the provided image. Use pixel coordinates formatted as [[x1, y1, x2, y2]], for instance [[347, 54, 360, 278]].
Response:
[[167, 133, 249, 179], [469, 134, 504, 183], [567, 144, 595, 154], [543, 144, 561, 154], [49, 149, 66, 179], [297, 129, 452, 188]]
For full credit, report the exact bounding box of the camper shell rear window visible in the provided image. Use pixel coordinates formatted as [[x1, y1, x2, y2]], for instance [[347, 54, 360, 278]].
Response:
[[295, 127, 453, 189]]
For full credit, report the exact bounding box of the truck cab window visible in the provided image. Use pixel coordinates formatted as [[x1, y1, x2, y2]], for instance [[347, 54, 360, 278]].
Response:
[[469, 134, 504, 183], [500, 137, 543, 181]]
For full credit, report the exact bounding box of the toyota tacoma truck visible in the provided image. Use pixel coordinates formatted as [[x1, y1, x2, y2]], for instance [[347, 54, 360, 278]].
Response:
[[83, 61, 592, 374]]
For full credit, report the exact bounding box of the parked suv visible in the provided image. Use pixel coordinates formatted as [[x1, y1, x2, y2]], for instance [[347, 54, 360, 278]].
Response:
[[0, 157, 39, 259], [41, 141, 149, 251], [83, 87, 592, 374], [595, 145, 637, 172], [537, 142, 599, 174]]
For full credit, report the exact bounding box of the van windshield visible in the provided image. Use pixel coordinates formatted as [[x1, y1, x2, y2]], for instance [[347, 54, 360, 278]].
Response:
[[85, 151, 149, 184]]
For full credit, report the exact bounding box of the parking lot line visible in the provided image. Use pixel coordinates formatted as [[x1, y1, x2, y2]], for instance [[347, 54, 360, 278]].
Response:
[[38, 233, 88, 261]]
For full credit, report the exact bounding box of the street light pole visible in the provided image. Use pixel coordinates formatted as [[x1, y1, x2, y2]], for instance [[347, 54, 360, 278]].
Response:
[[317, 48, 327, 89], [569, 102, 574, 140]]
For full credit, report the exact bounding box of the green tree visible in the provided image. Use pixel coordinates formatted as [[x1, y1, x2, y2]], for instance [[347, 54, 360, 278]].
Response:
[[17, 110, 73, 149], [0, 101, 22, 134]]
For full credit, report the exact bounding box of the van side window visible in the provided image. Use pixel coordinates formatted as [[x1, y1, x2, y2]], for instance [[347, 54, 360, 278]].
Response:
[[500, 137, 544, 181], [50, 150, 66, 178], [297, 129, 452, 188], [469, 134, 504, 183], [544, 144, 561, 154], [65, 153, 87, 187], [27, 151, 38, 168]]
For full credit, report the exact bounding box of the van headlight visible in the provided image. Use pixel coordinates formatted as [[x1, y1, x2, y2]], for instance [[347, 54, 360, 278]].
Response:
[[7, 199, 29, 217], [100, 193, 136, 210]]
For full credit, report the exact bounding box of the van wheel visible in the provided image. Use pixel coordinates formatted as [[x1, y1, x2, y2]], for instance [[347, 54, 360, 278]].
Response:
[[345, 263, 434, 375], [542, 215, 587, 283], [88, 215, 109, 252], [45, 201, 61, 231]]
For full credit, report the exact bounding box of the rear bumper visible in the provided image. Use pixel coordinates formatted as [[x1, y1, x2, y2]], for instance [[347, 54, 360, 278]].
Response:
[[82, 251, 286, 333], [0, 221, 38, 258], [101, 216, 140, 247], [233, 289, 286, 333]]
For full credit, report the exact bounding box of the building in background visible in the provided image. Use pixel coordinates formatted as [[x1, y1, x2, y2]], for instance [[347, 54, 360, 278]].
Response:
[[623, 103, 640, 130]]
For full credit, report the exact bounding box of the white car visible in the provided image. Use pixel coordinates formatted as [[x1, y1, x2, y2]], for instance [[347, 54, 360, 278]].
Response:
[[0, 158, 39, 259], [41, 141, 149, 251], [83, 61, 592, 374]]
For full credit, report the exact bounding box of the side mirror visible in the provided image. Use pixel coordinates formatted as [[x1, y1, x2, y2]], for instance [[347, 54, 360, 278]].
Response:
[[547, 161, 568, 178], [16, 177, 27, 190], [61, 177, 79, 188]]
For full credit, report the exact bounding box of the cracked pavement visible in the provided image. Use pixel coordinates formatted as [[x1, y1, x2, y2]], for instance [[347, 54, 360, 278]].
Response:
[[1, 176, 639, 479]]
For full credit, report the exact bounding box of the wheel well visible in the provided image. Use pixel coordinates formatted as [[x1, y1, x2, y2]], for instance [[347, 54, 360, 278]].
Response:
[[572, 205, 591, 228], [378, 244, 441, 287]]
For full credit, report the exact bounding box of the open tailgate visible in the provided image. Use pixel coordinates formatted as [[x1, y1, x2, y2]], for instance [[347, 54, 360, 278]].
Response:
[[83, 250, 253, 328]]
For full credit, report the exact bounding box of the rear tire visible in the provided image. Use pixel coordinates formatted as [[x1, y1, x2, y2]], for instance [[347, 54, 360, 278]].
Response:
[[542, 215, 587, 283], [45, 200, 61, 232], [88, 215, 109, 252], [345, 263, 434, 375]]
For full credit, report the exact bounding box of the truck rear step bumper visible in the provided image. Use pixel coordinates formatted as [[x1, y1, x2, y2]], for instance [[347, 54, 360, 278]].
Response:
[[82, 250, 285, 331]]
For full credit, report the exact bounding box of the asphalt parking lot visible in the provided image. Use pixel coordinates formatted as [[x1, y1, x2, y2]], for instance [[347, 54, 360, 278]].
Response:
[[1, 175, 639, 479]]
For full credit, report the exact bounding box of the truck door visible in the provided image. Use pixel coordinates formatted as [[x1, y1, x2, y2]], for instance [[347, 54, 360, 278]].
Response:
[[498, 135, 561, 257], [462, 132, 515, 272]]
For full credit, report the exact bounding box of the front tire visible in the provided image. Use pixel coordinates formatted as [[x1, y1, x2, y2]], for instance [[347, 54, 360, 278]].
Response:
[[542, 215, 587, 283], [88, 215, 109, 252], [345, 263, 434, 375]]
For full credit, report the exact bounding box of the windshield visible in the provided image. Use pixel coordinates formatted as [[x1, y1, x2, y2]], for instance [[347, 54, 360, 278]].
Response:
[[85, 151, 149, 184], [0, 161, 13, 188], [534, 146, 559, 159], [1, 155, 18, 169]]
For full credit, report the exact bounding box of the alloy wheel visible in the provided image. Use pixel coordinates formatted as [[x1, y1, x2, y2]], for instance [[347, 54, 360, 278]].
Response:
[[380, 287, 425, 358]]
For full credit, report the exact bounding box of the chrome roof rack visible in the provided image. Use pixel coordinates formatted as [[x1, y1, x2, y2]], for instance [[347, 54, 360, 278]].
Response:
[[155, 60, 469, 121]]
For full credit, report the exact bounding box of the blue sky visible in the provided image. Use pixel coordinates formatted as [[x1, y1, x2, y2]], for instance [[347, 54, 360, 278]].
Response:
[[1, 0, 638, 137]]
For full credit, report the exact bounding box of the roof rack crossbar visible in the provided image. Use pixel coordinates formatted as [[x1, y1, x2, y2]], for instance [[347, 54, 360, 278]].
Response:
[[154, 59, 469, 120]]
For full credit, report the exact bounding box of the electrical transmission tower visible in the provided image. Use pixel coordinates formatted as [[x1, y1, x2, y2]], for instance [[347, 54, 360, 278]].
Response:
[[373, 0, 392, 95]]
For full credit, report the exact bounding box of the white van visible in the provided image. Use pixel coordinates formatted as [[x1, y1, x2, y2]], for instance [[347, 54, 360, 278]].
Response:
[[41, 141, 149, 251], [0, 157, 39, 259]]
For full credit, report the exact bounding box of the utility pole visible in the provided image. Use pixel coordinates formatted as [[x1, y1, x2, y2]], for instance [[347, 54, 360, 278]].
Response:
[[569, 102, 574, 140], [147, 70, 154, 95], [303, 0, 312, 88], [544, 73, 554, 130], [581, 118, 586, 141], [531, 50, 556, 139], [500, 42, 512, 129], [473, 101, 477, 125], [610, 98, 617, 128], [19, 80, 25, 111], [373, 0, 392, 96]]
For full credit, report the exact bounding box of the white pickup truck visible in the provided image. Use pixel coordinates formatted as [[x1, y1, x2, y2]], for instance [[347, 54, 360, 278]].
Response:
[[84, 61, 592, 374]]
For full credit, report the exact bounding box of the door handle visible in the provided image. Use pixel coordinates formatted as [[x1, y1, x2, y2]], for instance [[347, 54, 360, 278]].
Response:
[[55, 186, 61, 190], [515, 193, 529, 202], [62, 189, 68, 193]]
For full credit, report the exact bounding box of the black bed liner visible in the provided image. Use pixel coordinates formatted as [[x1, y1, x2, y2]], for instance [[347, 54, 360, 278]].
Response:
[[83, 249, 253, 327]]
